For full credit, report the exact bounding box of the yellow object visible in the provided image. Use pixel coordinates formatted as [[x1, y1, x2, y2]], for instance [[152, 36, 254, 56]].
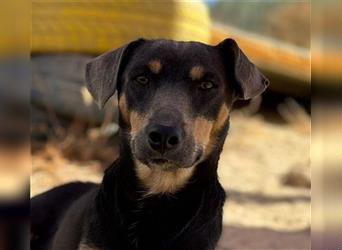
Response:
[[0, 0, 30, 57], [32, 1, 211, 54]]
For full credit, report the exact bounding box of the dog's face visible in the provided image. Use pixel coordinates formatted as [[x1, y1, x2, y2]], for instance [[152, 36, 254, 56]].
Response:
[[120, 40, 232, 170], [86, 38, 269, 194]]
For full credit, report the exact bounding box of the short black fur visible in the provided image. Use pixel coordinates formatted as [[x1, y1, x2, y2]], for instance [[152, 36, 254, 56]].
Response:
[[31, 38, 268, 250]]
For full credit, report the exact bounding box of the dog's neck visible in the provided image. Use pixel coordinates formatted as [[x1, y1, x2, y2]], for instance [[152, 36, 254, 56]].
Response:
[[96, 113, 229, 202], [92, 124, 228, 249]]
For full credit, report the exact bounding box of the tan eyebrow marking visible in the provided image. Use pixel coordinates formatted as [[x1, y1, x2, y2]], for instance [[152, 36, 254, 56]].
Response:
[[189, 65, 205, 81], [148, 59, 162, 74]]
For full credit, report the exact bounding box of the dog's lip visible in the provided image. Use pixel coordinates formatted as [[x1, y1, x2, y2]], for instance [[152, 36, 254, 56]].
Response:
[[148, 158, 181, 170], [150, 158, 169, 165]]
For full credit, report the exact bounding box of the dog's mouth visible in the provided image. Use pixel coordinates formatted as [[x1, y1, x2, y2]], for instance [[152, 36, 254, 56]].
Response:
[[147, 158, 179, 171], [147, 151, 202, 170], [150, 158, 169, 165], [132, 136, 203, 170]]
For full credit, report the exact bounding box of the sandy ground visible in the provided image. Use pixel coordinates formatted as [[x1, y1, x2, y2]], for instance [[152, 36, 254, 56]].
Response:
[[31, 110, 311, 249]]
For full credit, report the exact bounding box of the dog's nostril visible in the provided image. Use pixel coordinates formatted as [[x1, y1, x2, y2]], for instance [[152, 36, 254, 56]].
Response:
[[147, 124, 182, 153], [149, 131, 162, 144], [167, 136, 179, 146]]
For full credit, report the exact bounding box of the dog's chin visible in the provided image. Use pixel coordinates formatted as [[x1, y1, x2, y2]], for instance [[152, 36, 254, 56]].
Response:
[[136, 152, 202, 172], [136, 158, 182, 171], [148, 159, 181, 171], [132, 140, 203, 171]]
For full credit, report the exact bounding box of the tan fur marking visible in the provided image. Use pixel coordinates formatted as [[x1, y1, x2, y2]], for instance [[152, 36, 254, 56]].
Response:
[[193, 117, 213, 147], [135, 161, 194, 195], [148, 59, 162, 74], [78, 243, 100, 250], [189, 65, 204, 81], [206, 104, 230, 156], [130, 111, 146, 137], [119, 95, 147, 137], [192, 104, 230, 157], [118, 95, 130, 123], [212, 104, 229, 134]]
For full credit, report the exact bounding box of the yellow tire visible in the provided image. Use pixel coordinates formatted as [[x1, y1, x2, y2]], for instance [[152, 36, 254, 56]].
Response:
[[32, 1, 211, 54]]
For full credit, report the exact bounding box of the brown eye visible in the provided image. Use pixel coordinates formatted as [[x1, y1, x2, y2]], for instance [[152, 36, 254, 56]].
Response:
[[199, 81, 214, 90], [135, 75, 149, 85]]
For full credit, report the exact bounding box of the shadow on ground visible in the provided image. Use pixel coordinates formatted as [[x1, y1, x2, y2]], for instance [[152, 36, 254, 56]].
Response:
[[218, 226, 310, 250], [227, 189, 310, 204]]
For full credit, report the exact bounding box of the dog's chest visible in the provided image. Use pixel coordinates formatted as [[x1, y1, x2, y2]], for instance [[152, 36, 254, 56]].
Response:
[[122, 196, 202, 248]]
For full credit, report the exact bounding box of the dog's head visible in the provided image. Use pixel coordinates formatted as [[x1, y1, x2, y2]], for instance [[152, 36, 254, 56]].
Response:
[[86, 38, 269, 194]]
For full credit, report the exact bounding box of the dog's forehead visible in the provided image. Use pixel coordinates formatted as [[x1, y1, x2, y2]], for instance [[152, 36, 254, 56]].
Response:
[[131, 39, 220, 67]]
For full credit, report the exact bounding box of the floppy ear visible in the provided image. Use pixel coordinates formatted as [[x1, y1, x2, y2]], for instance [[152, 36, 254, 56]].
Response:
[[218, 38, 269, 100], [85, 39, 144, 108]]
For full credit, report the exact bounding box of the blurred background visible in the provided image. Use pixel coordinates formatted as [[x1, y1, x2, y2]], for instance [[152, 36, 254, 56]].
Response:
[[0, 0, 340, 249]]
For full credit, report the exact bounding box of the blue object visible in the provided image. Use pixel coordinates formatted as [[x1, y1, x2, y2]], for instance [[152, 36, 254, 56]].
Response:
[[204, 0, 218, 6]]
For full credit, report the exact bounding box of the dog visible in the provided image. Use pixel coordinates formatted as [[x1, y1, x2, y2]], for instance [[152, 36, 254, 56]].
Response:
[[31, 38, 269, 250]]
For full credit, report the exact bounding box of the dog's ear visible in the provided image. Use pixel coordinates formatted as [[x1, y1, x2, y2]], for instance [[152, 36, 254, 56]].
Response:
[[85, 39, 144, 108], [218, 38, 269, 100]]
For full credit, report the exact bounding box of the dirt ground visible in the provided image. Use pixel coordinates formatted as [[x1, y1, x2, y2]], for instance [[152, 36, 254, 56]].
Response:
[[31, 104, 311, 249]]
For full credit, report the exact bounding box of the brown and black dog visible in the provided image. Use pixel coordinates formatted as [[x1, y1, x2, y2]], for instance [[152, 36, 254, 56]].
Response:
[[31, 38, 269, 250]]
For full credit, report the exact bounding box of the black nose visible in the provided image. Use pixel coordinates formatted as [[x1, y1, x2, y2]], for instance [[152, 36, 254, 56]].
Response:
[[146, 124, 182, 154]]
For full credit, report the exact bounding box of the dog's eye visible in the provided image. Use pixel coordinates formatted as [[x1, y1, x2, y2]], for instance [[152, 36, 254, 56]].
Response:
[[199, 81, 214, 90], [135, 76, 149, 85]]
